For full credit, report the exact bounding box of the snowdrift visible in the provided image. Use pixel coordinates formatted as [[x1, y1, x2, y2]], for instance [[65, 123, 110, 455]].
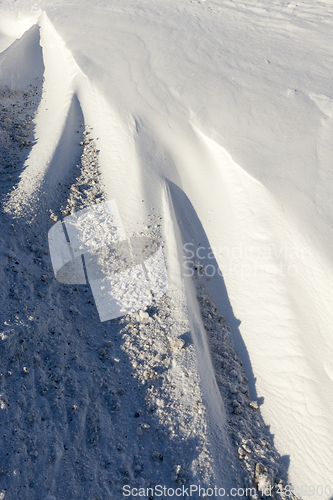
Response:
[[1, 1, 333, 498]]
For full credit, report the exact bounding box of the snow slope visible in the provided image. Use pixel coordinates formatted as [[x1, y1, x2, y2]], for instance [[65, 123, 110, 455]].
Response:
[[1, 0, 333, 498]]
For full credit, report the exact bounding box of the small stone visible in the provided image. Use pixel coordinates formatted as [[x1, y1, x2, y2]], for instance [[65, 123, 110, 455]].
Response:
[[49, 214, 58, 222], [143, 370, 156, 380], [249, 401, 259, 410]]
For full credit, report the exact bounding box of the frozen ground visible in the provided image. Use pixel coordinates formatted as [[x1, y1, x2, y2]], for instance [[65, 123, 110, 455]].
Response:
[[0, 1, 333, 499]]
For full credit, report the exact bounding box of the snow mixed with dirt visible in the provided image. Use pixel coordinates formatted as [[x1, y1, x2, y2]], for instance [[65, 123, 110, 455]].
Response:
[[0, 1, 333, 499]]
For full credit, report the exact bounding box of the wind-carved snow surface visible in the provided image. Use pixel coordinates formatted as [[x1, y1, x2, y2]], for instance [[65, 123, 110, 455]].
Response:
[[1, 1, 333, 499]]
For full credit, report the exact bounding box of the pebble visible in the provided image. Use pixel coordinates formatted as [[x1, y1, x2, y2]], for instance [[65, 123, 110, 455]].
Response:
[[249, 401, 259, 410]]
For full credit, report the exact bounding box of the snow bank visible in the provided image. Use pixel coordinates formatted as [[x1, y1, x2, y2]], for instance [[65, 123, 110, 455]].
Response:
[[1, 0, 333, 497]]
